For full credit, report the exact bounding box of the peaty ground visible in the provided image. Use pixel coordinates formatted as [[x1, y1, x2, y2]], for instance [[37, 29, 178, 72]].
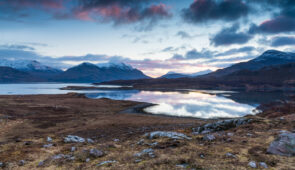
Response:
[[0, 93, 294, 169]]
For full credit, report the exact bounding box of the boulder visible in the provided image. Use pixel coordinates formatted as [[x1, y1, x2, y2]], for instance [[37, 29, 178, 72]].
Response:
[[193, 118, 252, 134], [64, 135, 85, 143], [267, 132, 295, 156], [144, 131, 191, 140]]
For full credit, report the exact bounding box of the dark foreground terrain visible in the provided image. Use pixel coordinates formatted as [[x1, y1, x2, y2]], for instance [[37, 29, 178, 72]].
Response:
[[0, 93, 294, 169]]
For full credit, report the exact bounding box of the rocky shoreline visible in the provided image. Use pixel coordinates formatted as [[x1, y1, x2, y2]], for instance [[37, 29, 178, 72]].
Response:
[[0, 93, 294, 169]]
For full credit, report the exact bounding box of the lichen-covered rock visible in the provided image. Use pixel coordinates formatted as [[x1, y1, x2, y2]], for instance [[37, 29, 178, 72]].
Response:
[[267, 132, 295, 156], [144, 131, 191, 140], [193, 118, 252, 134], [64, 135, 85, 143]]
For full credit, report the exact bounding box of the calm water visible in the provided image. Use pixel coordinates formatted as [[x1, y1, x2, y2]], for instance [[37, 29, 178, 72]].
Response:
[[0, 83, 290, 119]]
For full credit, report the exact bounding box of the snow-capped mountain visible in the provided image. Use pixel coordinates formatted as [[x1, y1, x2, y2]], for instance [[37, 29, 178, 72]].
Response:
[[0, 59, 61, 73], [97, 62, 133, 70], [160, 70, 212, 79], [53, 62, 150, 83]]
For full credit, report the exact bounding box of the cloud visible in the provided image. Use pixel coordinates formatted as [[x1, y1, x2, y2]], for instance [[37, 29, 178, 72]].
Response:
[[176, 31, 194, 39], [172, 49, 214, 60], [182, 0, 249, 24], [216, 46, 255, 56], [0, 44, 35, 51], [211, 24, 252, 46], [271, 36, 295, 47]]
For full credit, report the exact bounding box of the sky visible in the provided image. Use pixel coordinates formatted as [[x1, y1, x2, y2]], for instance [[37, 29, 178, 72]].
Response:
[[0, 0, 295, 77]]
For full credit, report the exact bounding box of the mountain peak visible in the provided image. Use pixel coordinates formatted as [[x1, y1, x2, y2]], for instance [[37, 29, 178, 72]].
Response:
[[0, 59, 61, 72], [97, 62, 133, 70], [255, 50, 295, 61]]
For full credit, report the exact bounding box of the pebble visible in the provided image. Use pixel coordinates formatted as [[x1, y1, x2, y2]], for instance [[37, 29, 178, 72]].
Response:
[[227, 133, 234, 137], [87, 138, 95, 143], [64, 135, 85, 143], [43, 144, 53, 148], [37, 161, 44, 167], [89, 149, 104, 158], [134, 159, 142, 163], [86, 158, 90, 162], [248, 161, 257, 168], [0, 162, 3, 167], [225, 152, 236, 158], [114, 139, 120, 142]]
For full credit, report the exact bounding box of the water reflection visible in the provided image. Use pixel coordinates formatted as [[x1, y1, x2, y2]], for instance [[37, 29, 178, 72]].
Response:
[[88, 90, 256, 119]]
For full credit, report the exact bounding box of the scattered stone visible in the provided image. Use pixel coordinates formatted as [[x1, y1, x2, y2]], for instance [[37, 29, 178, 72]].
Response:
[[52, 154, 65, 160], [43, 144, 53, 148], [97, 160, 116, 166], [267, 132, 295, 156], [134, 148, 155, 158], [47, 137, 53, 142], [86, 158, 90, 162], [114, 139, 120, 142], [203, 134, 216, 141], [259, 162, 268, 169], [193, 118, 252, 134], [0, 162, 3, 167], [144, 131, 191, 140], [149, 142, 159, 147], [68, 156, 75, 161], [248, 161, 257, 168], [227, 133, 234, 137], [87, 138, 95, 143], [176, 164, 189, 168], [225, 152, 236, 158], [71, 147, 76, 152], [64, 135, 85, 143], [89, 149, 104, 158], [247, 133, 253, 137], [134, 159, 142, 163], [18, 160, 25, 166], [199, 154, 205, 159], [137, 139, 145, 145], [37, 161, 44, 167]]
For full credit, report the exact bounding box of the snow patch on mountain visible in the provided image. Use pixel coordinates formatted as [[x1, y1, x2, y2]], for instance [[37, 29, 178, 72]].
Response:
[[0, 59, 61, 72]]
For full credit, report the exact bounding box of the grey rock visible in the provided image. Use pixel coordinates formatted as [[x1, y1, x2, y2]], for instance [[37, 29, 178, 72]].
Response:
[[114, 139, 120, 142], [259, 162, 268, 169], [87, 138, 95, 143], [267, 132, 295, 156], [71, 147, 76, 152], [248, 161, 257, 168], [134, 148, 155, 158], [47, 137, 52, 142], [64, 135, 85, 143], [203, 134, 215, 141], [18, 160, 25, 166], [97, 160, 116, 166], [225, 152, 236, 158], [193, 118, 251, 134], [89, 149, 104, 158], [85, 158, 90, 162], [227, 133, 234, 137], [37, 161, 44, 167], [52, 154, 65, 160], [176, 164, 189, 168], [134, 159, 142, 163], [43, 144, 53, 148], [0, 162, 3, 167], [144, 131, 191, 140], [199, 154, 205, 159], [137, 139, 145, 145]]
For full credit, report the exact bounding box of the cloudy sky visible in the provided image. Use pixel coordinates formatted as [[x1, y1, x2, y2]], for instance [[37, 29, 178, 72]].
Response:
[[0, 0, 295, 77]]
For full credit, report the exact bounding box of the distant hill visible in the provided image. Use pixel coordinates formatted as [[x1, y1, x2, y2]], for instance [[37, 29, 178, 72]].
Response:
[[206, 50, 295, 77], [52, 62, 150, 83], [0, 66, 42, 83], [159, 70, 212, 79]]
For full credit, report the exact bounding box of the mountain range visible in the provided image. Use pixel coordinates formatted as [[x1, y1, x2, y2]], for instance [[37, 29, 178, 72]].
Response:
[[100, 50, 295, 91], [159, 69, 212, 79], [0, 60, 149, 83]]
